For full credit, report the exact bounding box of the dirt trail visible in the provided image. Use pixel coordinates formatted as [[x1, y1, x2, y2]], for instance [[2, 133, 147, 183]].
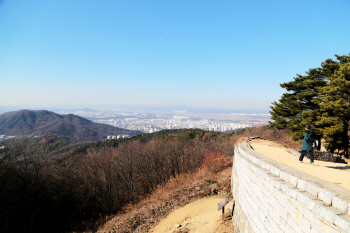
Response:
[[250, 139, 350, 191], [151, 196, 233, 233]]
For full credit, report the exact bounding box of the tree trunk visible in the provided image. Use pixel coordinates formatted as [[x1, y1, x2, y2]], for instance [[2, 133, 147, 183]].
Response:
[[316, 139, 321, 151], [344, 141, 349, 158], [345, 132, 349, 158]]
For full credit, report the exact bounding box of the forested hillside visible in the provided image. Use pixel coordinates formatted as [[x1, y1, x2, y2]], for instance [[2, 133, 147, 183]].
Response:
[[0, 128, 234, 233]]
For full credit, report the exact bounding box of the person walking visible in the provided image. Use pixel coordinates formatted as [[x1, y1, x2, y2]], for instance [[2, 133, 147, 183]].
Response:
[[299, 125, 315, 165]]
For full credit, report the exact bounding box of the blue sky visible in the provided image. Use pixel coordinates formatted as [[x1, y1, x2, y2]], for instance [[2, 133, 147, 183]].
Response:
[[1, 0, 349, 112]]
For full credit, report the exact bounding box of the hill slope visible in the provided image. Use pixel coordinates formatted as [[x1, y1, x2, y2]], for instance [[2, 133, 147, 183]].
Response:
[[0, 109, 140, 141]]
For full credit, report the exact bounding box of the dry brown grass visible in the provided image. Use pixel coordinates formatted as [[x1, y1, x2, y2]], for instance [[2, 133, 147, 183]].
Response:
[[201, 149, 227, 174], [238, 127, 302, 150], [95, 157, 234, 233]]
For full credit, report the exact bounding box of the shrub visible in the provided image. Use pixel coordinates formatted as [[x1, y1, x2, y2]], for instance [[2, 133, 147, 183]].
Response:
[[201, 149, 227, 174]]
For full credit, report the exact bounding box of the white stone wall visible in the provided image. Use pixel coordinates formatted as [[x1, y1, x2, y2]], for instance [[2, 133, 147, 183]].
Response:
[[232, 143, 350, 233]]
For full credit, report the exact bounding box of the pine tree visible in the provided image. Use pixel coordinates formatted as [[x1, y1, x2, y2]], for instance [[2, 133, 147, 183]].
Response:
[[269, 67, 328, 148], [316, 62, 350, 156], [269, 54, 350, 150]]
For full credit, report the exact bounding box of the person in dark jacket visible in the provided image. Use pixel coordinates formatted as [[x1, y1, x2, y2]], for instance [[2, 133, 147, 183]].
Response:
[[299, 125, 316, 165]]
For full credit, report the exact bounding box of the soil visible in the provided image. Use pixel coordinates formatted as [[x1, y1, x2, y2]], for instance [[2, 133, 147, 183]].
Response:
[[249, 139, 350, 191], [150, 196, 233, 233]]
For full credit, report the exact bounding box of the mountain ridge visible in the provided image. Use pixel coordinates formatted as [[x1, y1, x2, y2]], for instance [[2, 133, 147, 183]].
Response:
[[0, 109, 140, 141]]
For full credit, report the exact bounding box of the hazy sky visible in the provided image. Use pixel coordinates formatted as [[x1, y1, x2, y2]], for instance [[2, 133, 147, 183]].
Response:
[[1, 0, 349, 111]]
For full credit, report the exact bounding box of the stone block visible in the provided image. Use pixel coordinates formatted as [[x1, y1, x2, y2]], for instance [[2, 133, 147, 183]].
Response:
[[239, 156, 247, 165], [279, 215, 287, 230], [260, 203, 269, 216], [277, 203, 289, 221], [244, 151, 251, 159], [242, 150, 251, 159], [293, 200, 307, 219], [323, 207, 342, 224], [249, 221, 259, 233], [239, 190, 247, 202], [271, 167, 281, 177], [287, 216, 302, 233], [309, 214, 341, 233], [242, 150, 249, 158], [281, 182, 296, 194], [296, 192, 317, 210], [305, 182, 321, 197], [317, 188, 335, 205], [291, 207, 303, 225], [257, 169, 270, 182], [250, 164, 258, 175], [272, 207, 280, 221], [275, 189, 285, 206], [251, 196, 260, 209], [332, 195, 348, 213], [270, 218, 283, 233], [300, 217, 311, 233], [295, 200, 314, 222], [258, 160, 268, 169], [288, 174, 299, 187], [256, 189, 265, 204], [297, 179, 307, 191], [254, 157, 261, 166], [273, 179, 284, 191], [270, 195, 279, 209], [268, 203, 274, 216], [261, 186, 271, 199], [309, 227, 320, 233], [264, 179, 274, 193], [264, 163, 272, 172], [286, 187, 299, 199], [264, 218, 274, 233], [254, 206, 266, 222], [279, 171, 290, 182], [309, 199, 327, 217], [254, 218, 267, 233], [245, 206, 253, 220], [250, 156, 258, 164], [246, 152, 253, 160], [334, 215, 350, 232], [259, 210, 268, 225], [309, 215, 324, 233], [261, 198, 271, 211], [246, 196, 254, 210], [237, 145, 244, 154], [284, 197, 296, 216], [284, 223, 295, 233]]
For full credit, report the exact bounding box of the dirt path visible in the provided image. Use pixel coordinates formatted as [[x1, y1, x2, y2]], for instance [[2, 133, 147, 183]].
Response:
[[249, 139, 350, 191], [150, 196, 233, 233]]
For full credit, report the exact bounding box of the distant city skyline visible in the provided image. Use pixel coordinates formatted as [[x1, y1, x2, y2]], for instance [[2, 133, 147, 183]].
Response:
[[1, 1, 349, 109], [53, 107, 269, 133], [0, 103, 270, 115]]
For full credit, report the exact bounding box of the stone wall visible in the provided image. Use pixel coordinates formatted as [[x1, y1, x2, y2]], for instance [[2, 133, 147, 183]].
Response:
[[231, 141, 350, 233]]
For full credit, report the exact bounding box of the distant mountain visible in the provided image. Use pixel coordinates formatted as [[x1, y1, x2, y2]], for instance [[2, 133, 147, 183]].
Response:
[[0, 109, 140, 141]]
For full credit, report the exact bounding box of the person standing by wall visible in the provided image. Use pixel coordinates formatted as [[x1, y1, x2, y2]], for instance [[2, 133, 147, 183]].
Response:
[[299, 125, 316, 165]]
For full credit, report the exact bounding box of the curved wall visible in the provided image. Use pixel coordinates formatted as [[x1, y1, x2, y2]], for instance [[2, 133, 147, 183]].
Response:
[[231, 141, 350, 233]]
